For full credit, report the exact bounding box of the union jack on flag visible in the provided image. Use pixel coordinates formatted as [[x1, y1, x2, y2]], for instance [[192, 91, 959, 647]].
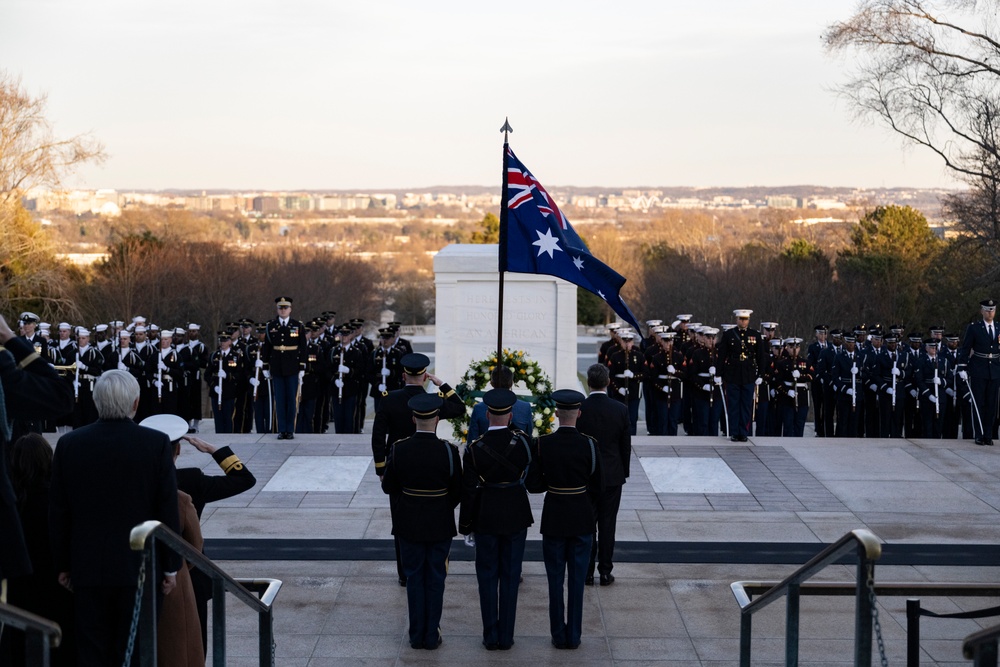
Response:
[[499, 146, 641, 332]]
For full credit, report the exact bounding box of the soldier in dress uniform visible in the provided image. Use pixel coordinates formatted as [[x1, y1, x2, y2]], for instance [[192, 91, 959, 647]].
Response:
[[296, 324, 326, 434], [72, 329, 104, 428], [388, 321, 414, 356], [149, 329, 182, 416], [113, 329, 144, 380], [820, 329, 843, 437], [371, 327, 405, 413], [605, 330, 643, 435], [688, 326, 724, 436], [328, 325, 364, 434], [250, 324, 274, 434], [755, 336, 779, 436], [348, 319, 374, 432], [458, 388, 535, 651], [878, 333, 910, 438], [916, 338, 950, 438], [205, 332, 246, 434], [313, 313, 336, 433], [18, 312, 48, 360], [807, 325, 830, 437], [958, 298, 1000, 446], [640, 320, 663, 435], [903, 332, 925, 437], [380, 393, 462, 650], [52, 323, 78, 433], [93, 323, 113, 365], [133, 324, 157, 422], [371, 353, 465, 585], [262, 297, 307, 440], [180, 324, 210, 434], [717, 309, 768, 441], [832, 334, 862, 437], [775, 338, 813, 437], [233, 319, 258, 434], [598, 323, 621, 367], [526, 389, 602, 650], [645, 331, 686, 435], [860, 328, 884, 438], [942, 333, 963, 438]]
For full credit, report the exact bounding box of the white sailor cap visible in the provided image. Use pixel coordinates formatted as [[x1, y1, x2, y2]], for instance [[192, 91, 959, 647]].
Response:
[[119, 329, 132, 338], [174, 327, 185, 336], [733, 309, 753, 318], [188, 323, 200, 331], [95, 324, 108, 332], [110, 320, 124, 328], [58, 322, 71, 330], [134, 325, 147, 333], [39, 322, 50, 330], [77, 328, 91, 337], [133, 315, 147, 323], [158, 329, 173, 338]]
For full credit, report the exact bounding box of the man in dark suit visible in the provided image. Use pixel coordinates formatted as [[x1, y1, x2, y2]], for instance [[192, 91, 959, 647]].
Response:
[[49, 370, 181, 667], [577, 364, 631, 587], [371, 353, 464, 584], [959, 298, 1000, 445], [527, 389, 602, 650], [261, 296, 307, 440], [458, 388, 534, 651], [0, 314, 74, 595], [380, 394, 462, 650]]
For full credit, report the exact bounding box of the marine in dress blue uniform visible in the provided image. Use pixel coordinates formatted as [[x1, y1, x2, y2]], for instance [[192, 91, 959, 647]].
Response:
[[959, 299, 1000, 446], [261, 296, 307, 440], [717, 309, 768, 441]]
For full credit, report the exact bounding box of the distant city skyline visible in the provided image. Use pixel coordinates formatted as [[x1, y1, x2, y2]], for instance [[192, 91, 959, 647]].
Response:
[[2, 1, 960, 191]]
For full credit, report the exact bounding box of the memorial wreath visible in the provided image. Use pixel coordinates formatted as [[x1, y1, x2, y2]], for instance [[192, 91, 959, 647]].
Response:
[[451, 348, 556, 440]]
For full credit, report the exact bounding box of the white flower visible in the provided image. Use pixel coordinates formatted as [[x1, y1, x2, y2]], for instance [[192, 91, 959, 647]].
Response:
[[534, 418, 543, 427], [543, 407, 551, 415], [527, 375, 535, 383], [536, 383, 545, 393]]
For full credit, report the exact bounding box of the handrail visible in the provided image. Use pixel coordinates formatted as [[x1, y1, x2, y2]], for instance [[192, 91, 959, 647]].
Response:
[[130, 520, 281, 666], [0, 601, 62, 666], [731, 529, 882, 667]]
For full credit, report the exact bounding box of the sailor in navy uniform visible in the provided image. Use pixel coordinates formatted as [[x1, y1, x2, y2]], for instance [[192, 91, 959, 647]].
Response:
[[959, 298, 1000, 446], [261, 296, 307, 440], [18, 312, 48, 360]]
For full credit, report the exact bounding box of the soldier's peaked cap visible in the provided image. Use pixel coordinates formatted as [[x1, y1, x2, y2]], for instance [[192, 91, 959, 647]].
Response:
[[378, 327, 394, 337], [483, 388, 517, 415], [733, 309, 752, 318], [551, 389, 585, 410], [981, 299, 997, 310], [19, 312, 39, 323], [401, 353, 430, 375], [408, 393, 443, 418], [275, 296, 293, 306]]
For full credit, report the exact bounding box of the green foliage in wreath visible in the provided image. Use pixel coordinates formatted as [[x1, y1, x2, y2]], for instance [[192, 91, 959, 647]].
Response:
[[449, 348, 556, 442]]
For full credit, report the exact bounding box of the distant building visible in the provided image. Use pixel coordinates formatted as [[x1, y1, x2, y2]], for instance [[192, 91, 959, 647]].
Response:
[[766, 196, 798, 209], [253, 196, 280, 214]]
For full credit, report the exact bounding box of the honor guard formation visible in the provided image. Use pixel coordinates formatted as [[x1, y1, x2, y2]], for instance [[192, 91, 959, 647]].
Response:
[[598, 300, 1000, 445], [5, 296, 1000, 660]]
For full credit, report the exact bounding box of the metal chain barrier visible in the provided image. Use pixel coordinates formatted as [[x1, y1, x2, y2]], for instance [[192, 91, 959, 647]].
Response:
[[867, 563, 889, 667], [122, 557, 147, 667]]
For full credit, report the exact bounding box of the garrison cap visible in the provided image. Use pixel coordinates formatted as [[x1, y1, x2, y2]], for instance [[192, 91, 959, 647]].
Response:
[[483, 388, 517, 415], [408, 393, 443, 418], [401, 353, 430, 375], [551, 389, 585, 410]]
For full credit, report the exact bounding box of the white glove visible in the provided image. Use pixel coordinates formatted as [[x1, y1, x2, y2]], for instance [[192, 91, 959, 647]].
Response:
[[850, 366, 859, 376], [792, 370, 800, 379], [249, 377, 260, 387], [77, 361, 87, 371], [218, 369, 227, 379], [769, 389, 776, 399], [754, 377, 763, 385], [338, 364, 350, 374], [932, 376, 941, 385], [263, 370, 271, 379], [945, 387, 956, 397], [886, 387, 895, 396], [335, 379, 345, 389], [618, 387, 627, 396], [623, 369, 634, 378], [72, 381, 80, 391], [298, 370, 305, 381], [846, 388, 854, 396], [378, 383, 387, 392], [380, 367, 391, 376], [154, 381, 163, 389], [909, 389, 918, 398], [709, 366, 716, 375], [158, 361, 168, 371], [702, 384, 712, 392], [714, 376, 722, 385], [869, 383, 878, 392], [255, 358, 264, 368], [213, 386, 221, 395], [929, 395, 938, 404], [892, 367, 901, 377], [959, 370, 969, 381], [787, 390, 796, 398], [118, 361, 127, 370], [464, 534, 476, 548], [667, 364, 676, 374], [662, 386, 670, 394]]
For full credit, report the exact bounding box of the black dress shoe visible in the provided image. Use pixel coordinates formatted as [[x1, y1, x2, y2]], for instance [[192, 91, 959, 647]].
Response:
[[426, 636, 442, 650], [398, 576, 407, 587], [976, 438, 986, 446], [731, 435, 741, 442], [988, 439, 995, 446], [498, 642, 513, 650], [551, 639, 567, 649], [286, 432, 294, 440], [585, 575, 594, 585], [482, 641, 499, 651], [409, 642, 424, 650], [600, 573, 615, 586]]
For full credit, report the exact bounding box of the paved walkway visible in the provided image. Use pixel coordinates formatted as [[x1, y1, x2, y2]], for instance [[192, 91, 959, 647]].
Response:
[[159, 423, 1000, 665]]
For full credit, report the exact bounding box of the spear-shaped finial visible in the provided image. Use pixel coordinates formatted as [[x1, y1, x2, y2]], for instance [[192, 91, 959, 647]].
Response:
[[500, 117, 513, 144]]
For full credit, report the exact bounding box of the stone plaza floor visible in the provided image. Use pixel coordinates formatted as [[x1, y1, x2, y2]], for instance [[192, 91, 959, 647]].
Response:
[[160, 420, 1000, 666]]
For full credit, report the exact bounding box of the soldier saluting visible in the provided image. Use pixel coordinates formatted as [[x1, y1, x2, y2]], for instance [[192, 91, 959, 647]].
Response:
[[261, 296, 307, 440]]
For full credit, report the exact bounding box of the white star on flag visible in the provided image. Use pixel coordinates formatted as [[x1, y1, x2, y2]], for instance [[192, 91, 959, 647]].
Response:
[[573, 256, 585, 270], [532, 228, 563, 259]]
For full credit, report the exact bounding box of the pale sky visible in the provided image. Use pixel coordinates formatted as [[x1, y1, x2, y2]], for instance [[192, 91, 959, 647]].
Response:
[[1, 0, 959, 191]]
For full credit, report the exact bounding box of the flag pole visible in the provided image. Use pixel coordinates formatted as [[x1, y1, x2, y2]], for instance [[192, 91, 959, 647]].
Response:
[[497, 118, 513, 360]]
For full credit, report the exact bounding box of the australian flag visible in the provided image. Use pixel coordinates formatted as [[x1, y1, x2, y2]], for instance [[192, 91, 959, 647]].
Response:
[[499, 146, 641, 332]]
